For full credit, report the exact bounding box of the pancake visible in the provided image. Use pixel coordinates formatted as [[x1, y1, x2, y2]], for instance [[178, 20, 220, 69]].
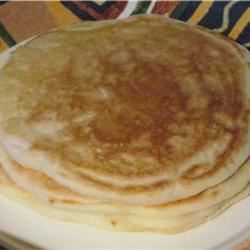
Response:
[[0, 15, 249, 205], [0, 142, 249, 217], [0, 163, 249, 234]]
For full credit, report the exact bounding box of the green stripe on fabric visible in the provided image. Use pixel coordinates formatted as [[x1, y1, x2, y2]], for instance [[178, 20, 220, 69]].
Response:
[[170, 1, 190, 19], [131, 1, 151, 15], [0, 22, 16, 47]]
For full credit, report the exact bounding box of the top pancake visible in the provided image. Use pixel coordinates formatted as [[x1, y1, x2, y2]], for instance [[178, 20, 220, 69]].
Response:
[[0, 15, 249, 205]]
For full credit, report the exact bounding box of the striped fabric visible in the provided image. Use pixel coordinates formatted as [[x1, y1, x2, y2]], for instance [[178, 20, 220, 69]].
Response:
[[0, 1, 249, 52]]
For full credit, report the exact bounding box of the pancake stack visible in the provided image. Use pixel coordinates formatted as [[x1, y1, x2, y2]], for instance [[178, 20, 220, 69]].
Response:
[[0, 15, 249, 234]]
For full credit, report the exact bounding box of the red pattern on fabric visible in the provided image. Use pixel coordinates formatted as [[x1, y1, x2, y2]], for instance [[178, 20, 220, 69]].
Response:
[[72, 1, 128, 20], [104, 1, 128, 19], [152, 1, 179, 15]]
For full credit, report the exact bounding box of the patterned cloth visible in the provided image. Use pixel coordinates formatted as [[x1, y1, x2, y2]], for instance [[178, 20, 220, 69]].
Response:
[[0, 1, 249, 53]]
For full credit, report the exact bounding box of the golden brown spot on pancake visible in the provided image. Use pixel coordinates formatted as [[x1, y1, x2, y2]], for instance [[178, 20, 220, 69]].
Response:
[[50, 198, 79, 205], [61, 199, 79, 205], [111, 220, 117, 226], [211, 190, 219, 197], [49, 198, 55, 204], [183, 164, 212, 179]]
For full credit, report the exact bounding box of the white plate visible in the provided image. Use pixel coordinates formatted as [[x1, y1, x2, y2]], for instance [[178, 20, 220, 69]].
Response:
[[0, 39, 249, 250]]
